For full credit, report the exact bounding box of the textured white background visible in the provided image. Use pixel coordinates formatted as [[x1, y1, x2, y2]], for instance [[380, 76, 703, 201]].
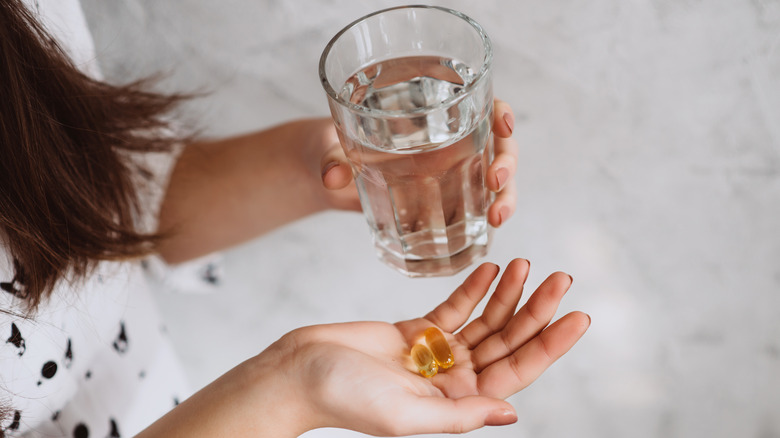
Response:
[[82, 1, 780, 437]]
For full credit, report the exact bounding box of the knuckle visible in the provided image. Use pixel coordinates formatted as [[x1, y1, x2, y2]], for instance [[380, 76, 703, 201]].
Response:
[[507, 353, 527, 385], [537, 334, 555, 362]]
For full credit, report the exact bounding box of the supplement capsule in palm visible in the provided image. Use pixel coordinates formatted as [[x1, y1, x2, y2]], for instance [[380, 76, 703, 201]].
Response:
[[410, 343, 438, 378], [424, 327, 454, 369]]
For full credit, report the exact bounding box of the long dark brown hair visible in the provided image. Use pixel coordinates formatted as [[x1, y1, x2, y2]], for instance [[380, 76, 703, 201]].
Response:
[[0, 0, 187, 312]]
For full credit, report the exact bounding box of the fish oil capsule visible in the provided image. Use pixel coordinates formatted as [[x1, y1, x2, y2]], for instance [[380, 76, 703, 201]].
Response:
[[424, 327, 454, 369], [410, 343, 438, 378]]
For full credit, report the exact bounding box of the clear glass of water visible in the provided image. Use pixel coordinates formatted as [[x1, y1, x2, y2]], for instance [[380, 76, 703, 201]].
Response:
[[319, 6, 494, 277]]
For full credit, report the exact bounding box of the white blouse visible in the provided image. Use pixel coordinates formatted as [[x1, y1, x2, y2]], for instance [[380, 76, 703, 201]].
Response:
[[1, 1, 199, 436]]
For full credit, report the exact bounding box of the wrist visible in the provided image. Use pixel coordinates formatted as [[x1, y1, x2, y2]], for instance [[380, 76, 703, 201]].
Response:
[[136, 331, 320, 438], [242, 332, 324, 436]]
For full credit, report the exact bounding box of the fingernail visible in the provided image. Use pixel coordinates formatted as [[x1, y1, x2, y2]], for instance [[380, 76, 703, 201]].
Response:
[[503, 112, 514, 135], [498, 206, 510, 226], [567, 274, 574, 284], [321, 161, 338, 178], [586, 313, 592, 325], [485, 409, 517, 426], [494, 167, 509, 191]]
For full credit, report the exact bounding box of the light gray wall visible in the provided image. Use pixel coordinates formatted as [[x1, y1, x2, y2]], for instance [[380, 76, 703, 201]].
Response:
[[82, 1, 780, 437]]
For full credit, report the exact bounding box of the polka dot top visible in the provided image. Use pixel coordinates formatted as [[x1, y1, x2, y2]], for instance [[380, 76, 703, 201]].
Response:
[[0, 260, 191, 437], [2, 1, 192, 436]]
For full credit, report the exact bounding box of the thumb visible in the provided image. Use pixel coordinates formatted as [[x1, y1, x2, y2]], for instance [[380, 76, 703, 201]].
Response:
[[318, 125, 352, 190], [396, 396, 517, 435], [320, 141, 353, 190]]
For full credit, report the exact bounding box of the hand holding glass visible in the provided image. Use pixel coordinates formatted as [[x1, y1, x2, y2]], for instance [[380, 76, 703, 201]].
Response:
[[319, 6, 495, 277]]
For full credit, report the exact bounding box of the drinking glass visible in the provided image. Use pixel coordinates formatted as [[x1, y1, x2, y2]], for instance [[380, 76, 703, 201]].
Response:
[[319, 6, 494, 277]]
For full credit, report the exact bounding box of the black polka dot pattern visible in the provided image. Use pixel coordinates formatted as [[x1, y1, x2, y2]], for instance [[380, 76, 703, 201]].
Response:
[[64, 338, 74, 368], [0, 259, 28, 299], [38, 360, 58, 386], [201, 262, 221, 285], [108, 418, 121, 437], [41, 360, 58, 378], [73, 423, 89, 438], [5, 322, 26, 356], [2, 251, 188, 436], [112, 322, 128, 354], [7, 410, 21, 431]]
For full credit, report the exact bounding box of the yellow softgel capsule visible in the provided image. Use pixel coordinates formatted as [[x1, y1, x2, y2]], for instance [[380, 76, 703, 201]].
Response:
[[410, 343, 438, 378], [424, 327, 454, 369]]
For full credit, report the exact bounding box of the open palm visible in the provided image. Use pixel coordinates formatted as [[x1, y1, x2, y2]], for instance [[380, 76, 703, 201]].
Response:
[[296, 259, 590, 436]]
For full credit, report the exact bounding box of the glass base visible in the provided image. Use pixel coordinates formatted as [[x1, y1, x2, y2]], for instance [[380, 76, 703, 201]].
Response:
[[376, 229, 492, 277]]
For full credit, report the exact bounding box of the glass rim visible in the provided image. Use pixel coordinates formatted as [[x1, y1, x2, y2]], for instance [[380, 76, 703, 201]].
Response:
[[318, 5, 493, 118]]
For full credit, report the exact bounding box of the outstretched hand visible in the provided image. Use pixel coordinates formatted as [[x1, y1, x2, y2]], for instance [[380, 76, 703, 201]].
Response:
[[287, 259, 590, 436], [137, 259, 589, 438]]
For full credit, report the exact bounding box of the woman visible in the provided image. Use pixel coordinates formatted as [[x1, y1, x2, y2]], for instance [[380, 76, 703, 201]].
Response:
[[0, 0, 589, 436]]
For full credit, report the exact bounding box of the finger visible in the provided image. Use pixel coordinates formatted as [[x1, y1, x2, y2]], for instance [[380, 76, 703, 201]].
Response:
[[320, 142, 353, 190], [492, 98, 515, 139], [472, 271, 572, 372], [456, 259, 530, 348], [486, 133, 518, 193], [387, 395, 517, 435], [487, 175, 516, 228], [424, 263, 500, 333], [476, 311, 590, 399]]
